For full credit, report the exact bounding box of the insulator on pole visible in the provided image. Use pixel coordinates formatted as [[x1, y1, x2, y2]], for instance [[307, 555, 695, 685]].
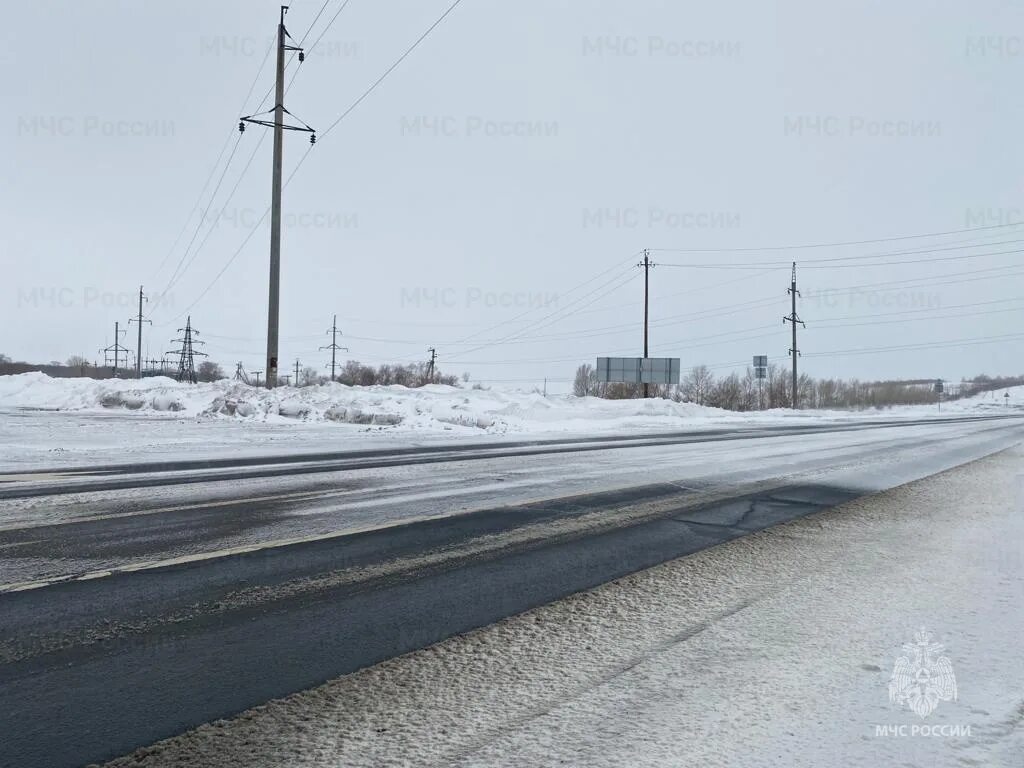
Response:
[[239, 121, 245, 133]]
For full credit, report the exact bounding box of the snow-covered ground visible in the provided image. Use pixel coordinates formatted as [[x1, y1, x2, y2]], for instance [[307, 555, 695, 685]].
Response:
[[100, 446, 1024, 768], [1, 373, 1021, 468]]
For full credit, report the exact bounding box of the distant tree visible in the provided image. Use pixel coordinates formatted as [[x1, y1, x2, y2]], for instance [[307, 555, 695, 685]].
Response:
[[679, 365, 715, 406], [197, 361, 225, 382], [0, 354, 10, 364], [300, 366, 320, 386], [573, 364, 599, 397], [708, 372, 743, 411], [66, 355, 89, 368], [767, 364, 791, 408]]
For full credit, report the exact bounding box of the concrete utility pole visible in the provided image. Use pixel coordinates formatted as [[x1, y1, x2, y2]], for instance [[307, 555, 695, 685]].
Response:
[[128, 286, 150, 379], [239, 6, 315, 389], [253, 370, 263, 388], [266, 9, 287, 390], [638, 250, 655, 398], [783, 262, 805, 409], [320, 314, 348, 382], [427, 347, 437, 384], [294, 358, 301, 386]]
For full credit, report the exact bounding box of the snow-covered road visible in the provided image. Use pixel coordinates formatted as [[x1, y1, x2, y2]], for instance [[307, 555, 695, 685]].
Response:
[[101, 446, 1024, 768]]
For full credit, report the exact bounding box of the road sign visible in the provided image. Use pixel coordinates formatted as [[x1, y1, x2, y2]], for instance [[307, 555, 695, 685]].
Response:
[[596, 357, 681, 385], [934, 380, 944, 394], [754, 355, 768, 380]]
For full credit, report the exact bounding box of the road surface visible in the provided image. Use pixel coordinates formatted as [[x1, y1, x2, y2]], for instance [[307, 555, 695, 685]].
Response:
[[0, 414, 1021, 768]]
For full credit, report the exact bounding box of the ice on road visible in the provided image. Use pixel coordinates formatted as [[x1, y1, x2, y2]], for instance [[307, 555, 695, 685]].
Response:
[[102, 447, 1024, 768]]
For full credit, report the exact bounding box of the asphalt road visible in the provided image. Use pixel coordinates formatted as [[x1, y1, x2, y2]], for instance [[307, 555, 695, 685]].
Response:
[[0, 415, 1021, 768]]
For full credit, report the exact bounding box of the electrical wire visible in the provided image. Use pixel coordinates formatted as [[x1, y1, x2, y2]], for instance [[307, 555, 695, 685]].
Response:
[[174, 0, 465, 318], [648, 219, 1024, 254]]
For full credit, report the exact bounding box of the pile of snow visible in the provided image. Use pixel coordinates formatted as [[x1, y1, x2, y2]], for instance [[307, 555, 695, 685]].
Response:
[[0, 373, 747, 434], [2, 374, 1020, 436]]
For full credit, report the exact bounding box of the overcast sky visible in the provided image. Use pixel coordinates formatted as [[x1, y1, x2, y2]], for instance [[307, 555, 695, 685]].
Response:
[[3, 0, 1022, 390]]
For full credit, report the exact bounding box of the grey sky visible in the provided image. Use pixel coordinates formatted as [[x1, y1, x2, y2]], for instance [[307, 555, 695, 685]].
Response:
[[3, 0, 1022, 389]]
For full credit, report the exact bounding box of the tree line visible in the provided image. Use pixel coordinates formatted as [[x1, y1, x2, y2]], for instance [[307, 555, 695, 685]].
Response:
[[573, 362, 1024, 411], [0, 353, 461, 388]]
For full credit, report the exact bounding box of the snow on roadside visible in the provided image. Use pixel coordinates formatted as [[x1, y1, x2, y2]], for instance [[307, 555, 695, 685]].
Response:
[[0, 373, 766, 435], [2, 373, 1021, 437]]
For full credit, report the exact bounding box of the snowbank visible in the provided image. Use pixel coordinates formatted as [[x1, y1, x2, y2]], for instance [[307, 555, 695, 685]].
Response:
[[0, 373, 1020, 436], [0, 373, 746, 435]]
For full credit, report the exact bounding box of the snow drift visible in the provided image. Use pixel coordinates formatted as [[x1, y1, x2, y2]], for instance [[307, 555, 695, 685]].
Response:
[[0, 373, 747, 434], [0, 373, 1020, 436]]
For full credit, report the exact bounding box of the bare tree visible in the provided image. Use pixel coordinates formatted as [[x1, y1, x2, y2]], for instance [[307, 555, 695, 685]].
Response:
[[573, 364, 598, 397], [680, 365, 715, 406], [709, 372, 744, 410]]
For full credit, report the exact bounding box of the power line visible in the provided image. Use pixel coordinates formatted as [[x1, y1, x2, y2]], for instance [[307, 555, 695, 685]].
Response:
[[447, 252, 643, 348], [815, 304, 1024, 330], [453, 268, 640, 358], [304, 0, 354, 55], [803, 332, 1024, 359], [159, 135, 244, 296], [648, 219, 1024, 254], [810, 263, 1024, 296], [815, 296, 1024, 324], [655, 244, 1024, 270], [151, 35, 278, 282], [171, 0, 466, 318], [155, 2, 337, 317], [159, 131, 268, 304]]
